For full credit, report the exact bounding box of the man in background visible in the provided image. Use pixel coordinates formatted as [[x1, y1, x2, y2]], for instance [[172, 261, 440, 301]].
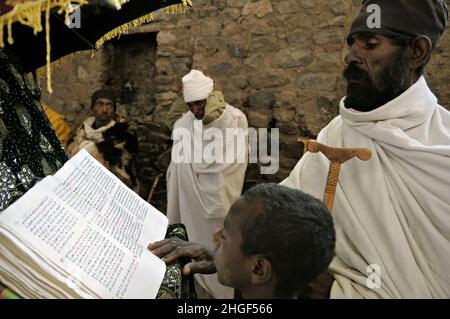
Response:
[[166, 70, 248, 299], [68, 89, 140, 193]]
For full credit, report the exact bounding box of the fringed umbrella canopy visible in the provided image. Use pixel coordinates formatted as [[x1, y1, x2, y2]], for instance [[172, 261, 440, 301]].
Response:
[[0, 0, 190, 92]]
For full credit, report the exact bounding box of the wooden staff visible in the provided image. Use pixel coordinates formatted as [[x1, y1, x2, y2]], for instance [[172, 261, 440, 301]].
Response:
[[305, 140, 372, 212], [146, 173, 164, 204]]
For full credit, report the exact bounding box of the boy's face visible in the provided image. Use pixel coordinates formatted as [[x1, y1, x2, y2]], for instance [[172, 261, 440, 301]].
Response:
[[213, 198, 259, 290]]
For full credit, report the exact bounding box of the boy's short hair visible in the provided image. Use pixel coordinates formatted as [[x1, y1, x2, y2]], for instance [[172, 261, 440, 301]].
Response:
[[241, 183, 336, 297]]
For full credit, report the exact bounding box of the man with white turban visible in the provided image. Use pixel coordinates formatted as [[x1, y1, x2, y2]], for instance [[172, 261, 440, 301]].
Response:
[[165, 70, 248, 299]]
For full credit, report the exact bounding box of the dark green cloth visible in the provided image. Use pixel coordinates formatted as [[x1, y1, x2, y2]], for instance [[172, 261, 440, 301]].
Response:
[[165, 96, 189, 131], [156, 224, 196, 299], [203, 90, 226, 125], [0, 49, 68, 212], [348, 0, 448, 49]]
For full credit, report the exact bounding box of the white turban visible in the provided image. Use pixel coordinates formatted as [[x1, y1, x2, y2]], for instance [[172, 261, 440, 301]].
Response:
[[182, 70, 214, 103]]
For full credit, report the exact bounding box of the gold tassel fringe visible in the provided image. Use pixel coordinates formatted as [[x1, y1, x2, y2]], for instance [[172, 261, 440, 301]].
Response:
[[1, 0, 87, 93], [1, 0, 189, 93], [95, 2, 190, 48], [95, 11, 155, 48]]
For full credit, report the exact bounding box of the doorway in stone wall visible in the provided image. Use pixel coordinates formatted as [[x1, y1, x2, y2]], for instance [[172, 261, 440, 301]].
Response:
[[104, 32, 158, 120], [104, 32, 171, 213]]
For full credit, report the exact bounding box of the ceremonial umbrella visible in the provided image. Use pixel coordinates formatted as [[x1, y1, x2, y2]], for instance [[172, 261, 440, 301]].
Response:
[[0, 0, 189, 91]]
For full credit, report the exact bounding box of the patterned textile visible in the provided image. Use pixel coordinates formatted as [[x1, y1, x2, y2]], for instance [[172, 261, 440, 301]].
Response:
[[0, 49, 195, 300], [156, 224, 196, 299], [0, 48, 68, 212]]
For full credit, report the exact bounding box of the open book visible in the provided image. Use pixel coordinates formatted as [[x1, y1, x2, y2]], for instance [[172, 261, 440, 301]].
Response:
[[0, 149, 168, 299]]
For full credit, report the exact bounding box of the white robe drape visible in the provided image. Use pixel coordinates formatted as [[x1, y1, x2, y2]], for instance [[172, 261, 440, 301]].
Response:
[[167, 104, 248, 299], [70, 116, 115, 155], [282, 77, 450, 298]]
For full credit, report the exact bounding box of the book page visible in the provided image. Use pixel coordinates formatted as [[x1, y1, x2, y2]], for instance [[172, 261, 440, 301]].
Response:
[[0, 150, 168, 298], [0, 233, 81, 299]]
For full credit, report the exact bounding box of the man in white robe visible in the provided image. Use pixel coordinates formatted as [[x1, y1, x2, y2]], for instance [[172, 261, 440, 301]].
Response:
[[166, 70, 248, 298], [282, 0, 450, 298]]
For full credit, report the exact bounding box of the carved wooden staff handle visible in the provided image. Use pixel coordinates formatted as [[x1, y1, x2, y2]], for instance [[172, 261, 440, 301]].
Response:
[[306, 140, 372, 212]]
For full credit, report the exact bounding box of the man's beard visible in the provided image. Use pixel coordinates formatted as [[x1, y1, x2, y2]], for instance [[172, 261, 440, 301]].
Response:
[[95, 115, 112, 128], [343, 50, 409, 112]]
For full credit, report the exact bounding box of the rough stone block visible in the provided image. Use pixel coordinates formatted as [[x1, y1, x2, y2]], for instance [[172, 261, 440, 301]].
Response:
[[249, 70, 289, 89], [242, 0, 273, 18], [247, 109, 272, 128], [249, 36, 279, 53], [273, 108, 295, 122], [246, 90, 276, 108], [296, 72, 337, 91]]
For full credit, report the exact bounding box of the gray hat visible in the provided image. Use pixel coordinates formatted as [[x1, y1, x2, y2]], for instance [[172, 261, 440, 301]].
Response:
[[348, 0, 448, 49]]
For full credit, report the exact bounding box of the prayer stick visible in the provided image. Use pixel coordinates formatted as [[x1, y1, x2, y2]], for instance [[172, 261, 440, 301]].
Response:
[[305, 140, 371, 212]]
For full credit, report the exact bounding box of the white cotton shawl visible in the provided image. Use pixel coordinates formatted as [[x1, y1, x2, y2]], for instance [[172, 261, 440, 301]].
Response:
[[281, 77, 450, 298], [71, 116, 115, 156], [82, 116, 115, 142]]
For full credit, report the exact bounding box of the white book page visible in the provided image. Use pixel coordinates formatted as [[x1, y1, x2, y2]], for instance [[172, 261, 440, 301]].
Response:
[[0, 150, 168, 298], [0, 223, 99, 299]]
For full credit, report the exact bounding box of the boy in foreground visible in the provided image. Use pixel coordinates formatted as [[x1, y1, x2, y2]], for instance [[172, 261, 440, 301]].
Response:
[[149, 183, 336, 299]]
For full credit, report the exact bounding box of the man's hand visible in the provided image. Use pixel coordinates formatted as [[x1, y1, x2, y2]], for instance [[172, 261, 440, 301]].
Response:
[[148, 238, 216, 276]]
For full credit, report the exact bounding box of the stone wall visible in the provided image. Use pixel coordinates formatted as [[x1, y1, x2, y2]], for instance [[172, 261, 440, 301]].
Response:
[[40, 0, 450, 211]]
